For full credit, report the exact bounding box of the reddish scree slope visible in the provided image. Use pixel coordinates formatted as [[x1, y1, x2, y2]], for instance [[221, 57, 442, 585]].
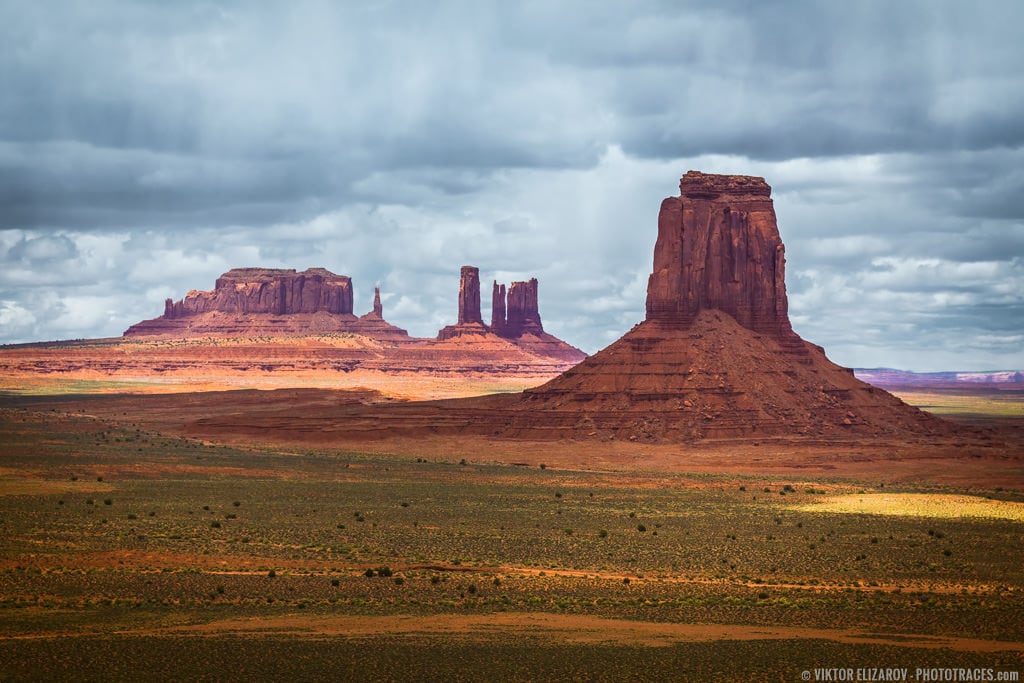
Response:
[[303, 171, 955, 442]]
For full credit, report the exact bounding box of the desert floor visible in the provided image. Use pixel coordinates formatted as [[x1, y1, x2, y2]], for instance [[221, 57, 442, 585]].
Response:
[[1, 383, 1022, 681]]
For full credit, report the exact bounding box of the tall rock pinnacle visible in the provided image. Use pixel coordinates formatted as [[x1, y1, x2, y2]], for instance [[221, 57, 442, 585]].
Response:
[[372, 287, 383, 318], [491, 281, 507, 336], [437, 265, 490, 340], [457, 266, 483, 325], [645, 171, 793, 339]]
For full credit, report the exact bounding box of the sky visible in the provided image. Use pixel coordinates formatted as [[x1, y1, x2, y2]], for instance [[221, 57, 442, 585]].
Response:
[[1, 1, 1022, 372]]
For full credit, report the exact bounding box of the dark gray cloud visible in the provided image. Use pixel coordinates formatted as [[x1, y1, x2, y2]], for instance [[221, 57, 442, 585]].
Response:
[[1, 1, 1022, 371]]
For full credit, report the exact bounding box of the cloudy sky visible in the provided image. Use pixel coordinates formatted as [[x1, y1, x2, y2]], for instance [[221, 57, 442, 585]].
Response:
[[2, 1, 1022, 371]]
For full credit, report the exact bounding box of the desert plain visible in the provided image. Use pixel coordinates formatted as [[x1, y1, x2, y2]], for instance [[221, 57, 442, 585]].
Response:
[[2, 341, 1023, 682]]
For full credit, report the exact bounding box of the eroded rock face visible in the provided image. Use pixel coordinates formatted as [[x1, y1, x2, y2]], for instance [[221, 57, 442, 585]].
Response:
[[457, 266, 483, 325], [162, 268, 354, 318], [490, 282, 507, 336], [491, 278, 543, 338], [504, 279, 543, 337], [438, 270, 584, 361], [645, 171, 793, 339], [437, 266, 489, 340], [372, 287, 383, 318]]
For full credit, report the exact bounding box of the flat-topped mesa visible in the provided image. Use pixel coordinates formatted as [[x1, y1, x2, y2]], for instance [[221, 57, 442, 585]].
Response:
[[645, 171, 794, 340], [162, 267, 354, 318]]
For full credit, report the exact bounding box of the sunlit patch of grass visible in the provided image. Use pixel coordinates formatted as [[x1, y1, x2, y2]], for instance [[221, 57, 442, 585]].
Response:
[[787, 493, 1024, 522]]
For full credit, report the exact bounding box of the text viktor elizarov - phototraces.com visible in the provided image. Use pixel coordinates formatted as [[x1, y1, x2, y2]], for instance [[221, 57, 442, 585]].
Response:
[[806, 668, 1019, 682]]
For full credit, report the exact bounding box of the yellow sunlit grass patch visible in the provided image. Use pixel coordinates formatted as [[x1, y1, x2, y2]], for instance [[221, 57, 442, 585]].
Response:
[[788, 493, 1024, 522]]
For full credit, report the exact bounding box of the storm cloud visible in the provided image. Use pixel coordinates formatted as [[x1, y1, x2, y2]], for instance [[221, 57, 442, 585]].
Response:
[[1, 1, 1022, 371]]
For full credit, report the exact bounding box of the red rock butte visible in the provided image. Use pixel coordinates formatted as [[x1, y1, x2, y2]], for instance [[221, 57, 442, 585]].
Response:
[[53, 265, 584, 389], [125, 267, 410, 340], [646, 171, 793, 340], [435, 266, 587, 363], [321, 171, 956, 442]]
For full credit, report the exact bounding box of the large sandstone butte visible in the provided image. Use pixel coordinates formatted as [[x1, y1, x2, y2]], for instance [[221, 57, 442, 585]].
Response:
[[320, 171, 954, 442], [125, 268, 410, 340], [647, 172, 793, 340], [503, 171, 952, 440]]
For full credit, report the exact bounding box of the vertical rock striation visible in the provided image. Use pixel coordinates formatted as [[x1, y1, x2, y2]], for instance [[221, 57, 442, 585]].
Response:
[[457, 266, 483, 325], [490, 282, 507, 336], [437, 266, 490, 340], [645, 171, 794, 340], [160, 268, 354, 318], [504, 278, 544, 337]]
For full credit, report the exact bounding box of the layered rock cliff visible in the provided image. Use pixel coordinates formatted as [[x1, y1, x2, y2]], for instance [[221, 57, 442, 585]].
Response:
[[493, 278, 544, 338], [646, 171, 794, 340], [125, 268, 414, 339], [162, 268, 354, 318]]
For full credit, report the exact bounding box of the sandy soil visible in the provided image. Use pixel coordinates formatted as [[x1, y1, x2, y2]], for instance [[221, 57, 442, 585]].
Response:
[[12, 388, 1024, 487], [9, 612, 1019, 653]]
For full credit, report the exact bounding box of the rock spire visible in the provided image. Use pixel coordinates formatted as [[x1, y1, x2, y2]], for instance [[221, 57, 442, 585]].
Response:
[[491, 282, 507, 336], [372, 287, 383, 318], [457, 266, 483, 325]]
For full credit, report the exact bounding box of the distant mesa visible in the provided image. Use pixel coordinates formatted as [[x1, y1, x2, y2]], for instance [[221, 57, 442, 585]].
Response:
[[124, 267, 409, 340], [854, 368, 1024, 389], [121, 263, 584, 363], [162, 267, 354, 318]]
